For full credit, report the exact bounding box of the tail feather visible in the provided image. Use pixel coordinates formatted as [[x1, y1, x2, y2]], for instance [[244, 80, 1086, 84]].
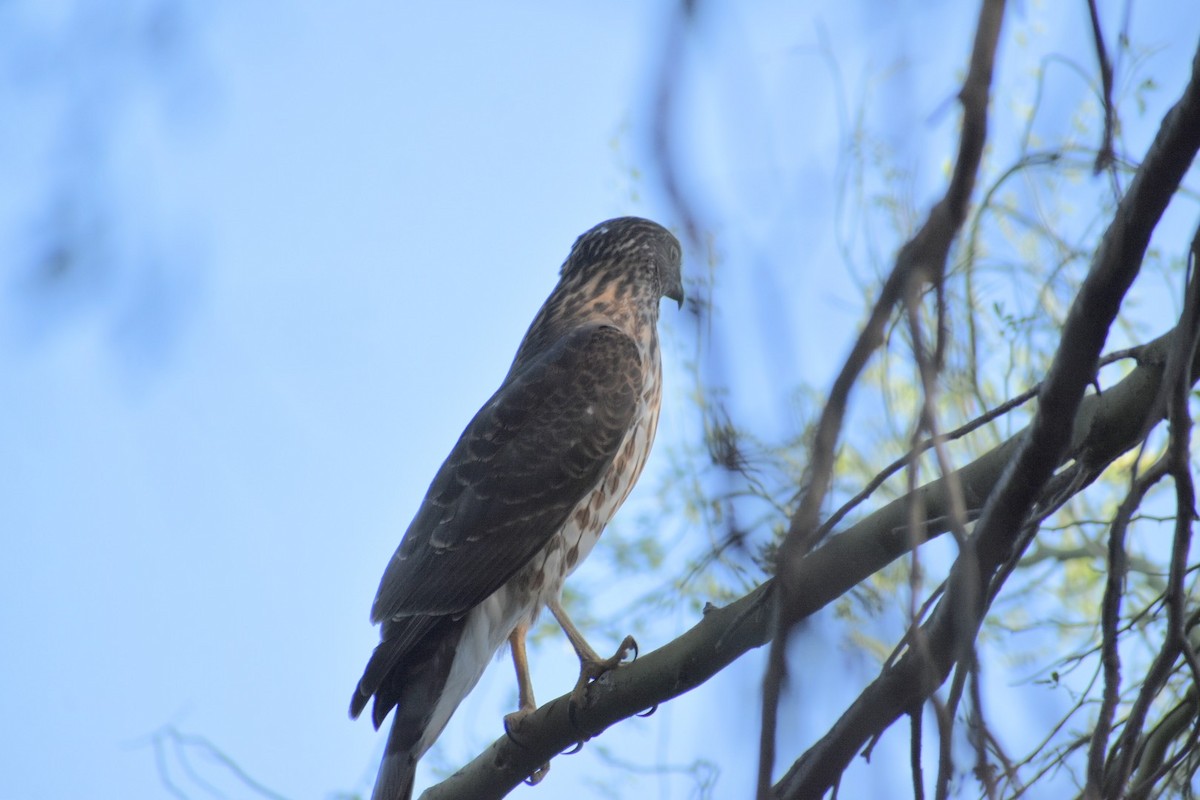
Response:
[[371, 745, 417, 800], [353, 614, 471, 800], [349, 615, 440, 724]]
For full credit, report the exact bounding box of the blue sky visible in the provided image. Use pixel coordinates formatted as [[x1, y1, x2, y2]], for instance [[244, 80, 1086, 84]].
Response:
[[3, 2, 1200, 799]]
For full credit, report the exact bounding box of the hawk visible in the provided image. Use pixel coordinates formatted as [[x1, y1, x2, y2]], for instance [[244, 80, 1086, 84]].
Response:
[[349, 217, 683, 800]]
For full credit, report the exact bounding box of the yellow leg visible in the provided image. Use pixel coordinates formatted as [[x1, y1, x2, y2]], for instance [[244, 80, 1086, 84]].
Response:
[[503, 621, 549, 785], [504, 622, 538, 724], [546, 597, 637, 709]]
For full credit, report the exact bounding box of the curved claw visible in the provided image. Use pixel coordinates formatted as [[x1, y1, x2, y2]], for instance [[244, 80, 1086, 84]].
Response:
[[619, 633, 638, 666], [524, 763, 550, 786], [563, 740, 586, 755], [636, 702, 659, 718], [503, 716, 524, 747], [503, 708, 537, 749], [566, 696, 597, 743], [566, 634, 640, 719]]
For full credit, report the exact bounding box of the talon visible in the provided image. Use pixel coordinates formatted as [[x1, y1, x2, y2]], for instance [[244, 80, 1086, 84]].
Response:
[[503, 705, 537, 747], [524, 763, 550, 785], [506, 706, 549, 782], [568, 635, 640, 713], [636, 703, 658, 718], [624, 636, 639, 663], [568, 668, 594, 715], [504, 707, 535, 734], [563, 740, 585, 755]]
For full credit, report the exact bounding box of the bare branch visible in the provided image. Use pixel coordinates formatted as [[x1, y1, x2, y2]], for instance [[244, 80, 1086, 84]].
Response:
[[141, 725, 292, 800], [820, 384, 1038, 539]]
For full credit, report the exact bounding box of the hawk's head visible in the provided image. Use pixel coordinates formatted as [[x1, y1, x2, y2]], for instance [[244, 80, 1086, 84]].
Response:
[[562, 217, 684, 308]]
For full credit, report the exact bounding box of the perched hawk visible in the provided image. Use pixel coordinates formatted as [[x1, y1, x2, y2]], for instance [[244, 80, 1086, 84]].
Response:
[[349, 217, 683, 800]]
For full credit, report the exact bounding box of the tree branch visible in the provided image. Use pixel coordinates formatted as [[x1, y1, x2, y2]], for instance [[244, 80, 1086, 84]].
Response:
[[771, 36, 1200, 800]]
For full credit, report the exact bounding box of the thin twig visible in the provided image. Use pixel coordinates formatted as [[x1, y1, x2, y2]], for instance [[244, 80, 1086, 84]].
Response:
[[820, 384, 1038, 537]]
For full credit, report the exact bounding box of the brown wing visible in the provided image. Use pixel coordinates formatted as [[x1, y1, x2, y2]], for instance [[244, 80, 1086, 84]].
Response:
[[370, 322, 642, 625]]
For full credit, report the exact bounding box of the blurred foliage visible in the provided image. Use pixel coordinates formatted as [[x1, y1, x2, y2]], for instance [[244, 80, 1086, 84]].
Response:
[[0, 0, 210, 368]]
